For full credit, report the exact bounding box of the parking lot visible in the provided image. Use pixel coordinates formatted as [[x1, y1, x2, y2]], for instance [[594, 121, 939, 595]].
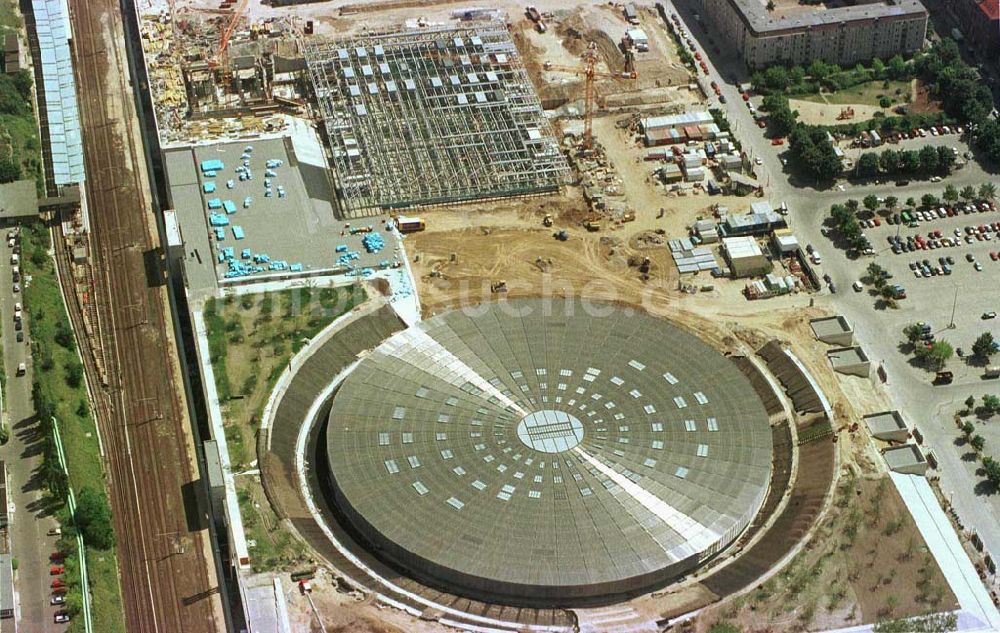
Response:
[[837, 198, 1000, 359]]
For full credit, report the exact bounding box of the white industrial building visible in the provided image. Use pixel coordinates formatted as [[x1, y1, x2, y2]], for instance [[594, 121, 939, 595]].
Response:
[[722, 236, 770, 278]]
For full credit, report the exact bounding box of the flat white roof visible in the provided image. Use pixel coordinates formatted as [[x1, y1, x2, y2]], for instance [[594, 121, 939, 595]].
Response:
[[722, 235, 763, 259]]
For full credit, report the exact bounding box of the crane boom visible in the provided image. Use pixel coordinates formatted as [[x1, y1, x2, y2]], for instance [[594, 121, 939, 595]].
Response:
[[542, 43, 637, 149], [218, 0, 249, 65]]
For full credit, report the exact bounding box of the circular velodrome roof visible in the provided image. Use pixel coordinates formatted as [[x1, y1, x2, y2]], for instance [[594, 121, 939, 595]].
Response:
[[323, 299, 773, 604]]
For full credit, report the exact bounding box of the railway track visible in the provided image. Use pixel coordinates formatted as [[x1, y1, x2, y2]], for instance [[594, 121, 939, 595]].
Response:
[[64, 0, 222, 631]]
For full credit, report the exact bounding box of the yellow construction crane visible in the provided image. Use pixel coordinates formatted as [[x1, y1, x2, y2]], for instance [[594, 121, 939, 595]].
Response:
[[543, 43, 637, 149]]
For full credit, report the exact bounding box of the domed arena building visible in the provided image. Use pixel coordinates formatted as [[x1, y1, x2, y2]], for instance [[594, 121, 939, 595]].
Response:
[[317, 299, 774, 605]]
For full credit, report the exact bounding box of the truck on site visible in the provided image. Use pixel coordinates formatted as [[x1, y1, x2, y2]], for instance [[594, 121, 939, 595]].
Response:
[[395, 216, 425, 234]]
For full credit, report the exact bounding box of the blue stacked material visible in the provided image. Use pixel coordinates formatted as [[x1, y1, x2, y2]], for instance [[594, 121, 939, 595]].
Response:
[[204, 170, 217, 178], [361, 268, 374, 277], [227, 180, 235, 189], [336, 251, 360, 266], [243, 196, 252, 208], [362, 232, 385, 253], [335, 244, 348, 253], [214, 227, 225, 240], [265, 159, 283, 168], [203, 182, 216, 193], [269, 260, 289, 271], [289, 263, 303, 272], [209, 213, 229, 226], [254, 253, 271, 264], [217, 252, 225, 263], [264, 169, 277, 178], [379, 260, 390, 269], [241, 248, 252, 259], [207, 198, 222, 209], [201, 159, 224, 173], [223, 200, 237, 214], [223, 246, 235, 259], [233, 226, 245, 240]]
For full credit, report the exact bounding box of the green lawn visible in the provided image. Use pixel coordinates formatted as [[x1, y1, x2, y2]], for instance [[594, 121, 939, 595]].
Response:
[[206, 284, 365, 570], [205, 284, 365, 470], [22, 225, 125, 633], [798, 79, 912, 107]]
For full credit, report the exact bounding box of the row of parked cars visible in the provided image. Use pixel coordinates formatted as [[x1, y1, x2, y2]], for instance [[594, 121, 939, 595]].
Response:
[[888, 221, 1000, 255], [49, 549, 70, 623]]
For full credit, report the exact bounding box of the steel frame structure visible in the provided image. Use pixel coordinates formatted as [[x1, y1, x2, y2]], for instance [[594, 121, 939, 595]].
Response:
[[306, 23, 569, 216]]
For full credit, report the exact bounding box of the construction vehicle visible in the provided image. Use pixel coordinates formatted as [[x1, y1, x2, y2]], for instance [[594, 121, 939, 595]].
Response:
[[395, 215, 426, 233], [543, 214, 553, 227], [836, 106, 855, 121], [543, 43, 638, 149], [583, 217, 602, 232], [490, 280, 508, 293], [554, 229, 569, 241]]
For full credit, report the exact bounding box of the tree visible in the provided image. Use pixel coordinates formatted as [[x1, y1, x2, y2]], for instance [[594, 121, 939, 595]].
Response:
[[962, 420, 975, 437], [879, 95, 892, 108], [0, 158, 19, 185], [867, 262, 888, 285], [921, 193, 939, 208], [846, 198, 860, 213], [879, 148, 900, 173], [884, 195, 898, 211], [960, 185, 977, 202], [857, 153, 880, 178], [905, 197, 916, 209], [971, 435, 986, 452], [886, 54, 909, 81], [966, 395, 977, 412], [919, 145, 940, 174], [901, 149, 921, 173], [984, 457, 1000, 488], [74, 487, 115, 550], [914, 340, 953, 370], [972, 332, 997, 360], [980, 182, 997, 201], [937, 145, 956, 172], [766, 0, 775, 10], [983, 394, 1000, 414], [788, 124, 843, 181], [977, 119, 1000, 165], [903, 323, 925, 344], [863, 194, 880, 212]]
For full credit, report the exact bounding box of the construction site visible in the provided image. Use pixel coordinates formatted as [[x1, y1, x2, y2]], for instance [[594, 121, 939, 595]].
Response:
[[107, 1, 1000, 633]]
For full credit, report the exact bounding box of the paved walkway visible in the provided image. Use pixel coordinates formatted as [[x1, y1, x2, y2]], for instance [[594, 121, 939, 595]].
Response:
[[890, 472, 1000, 631]]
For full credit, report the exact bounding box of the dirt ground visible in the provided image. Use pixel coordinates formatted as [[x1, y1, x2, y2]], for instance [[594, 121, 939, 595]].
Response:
[[695, 474, 958, 632], [789, 98, 893, 127]]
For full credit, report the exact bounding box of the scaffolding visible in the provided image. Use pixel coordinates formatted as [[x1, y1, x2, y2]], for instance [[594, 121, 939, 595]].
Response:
[[305, 23, 569, 216]]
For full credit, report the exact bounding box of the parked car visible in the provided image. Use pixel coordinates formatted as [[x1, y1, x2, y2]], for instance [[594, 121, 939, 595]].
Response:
[[15, 362, 25, 376], [50, 595, 66, 606], [49, 565, 64, 576], [983, 312, 997, 320], [54, 612, 70, 623]]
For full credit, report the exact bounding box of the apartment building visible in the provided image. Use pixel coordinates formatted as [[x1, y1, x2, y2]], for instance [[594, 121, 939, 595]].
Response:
[[952, 0, 1000, 56], [702, 0, 928, 69]]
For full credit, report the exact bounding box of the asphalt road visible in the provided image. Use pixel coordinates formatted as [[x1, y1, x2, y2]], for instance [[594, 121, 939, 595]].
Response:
[[665, 0, 1000, 564], [0, 226, 63, 633]]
